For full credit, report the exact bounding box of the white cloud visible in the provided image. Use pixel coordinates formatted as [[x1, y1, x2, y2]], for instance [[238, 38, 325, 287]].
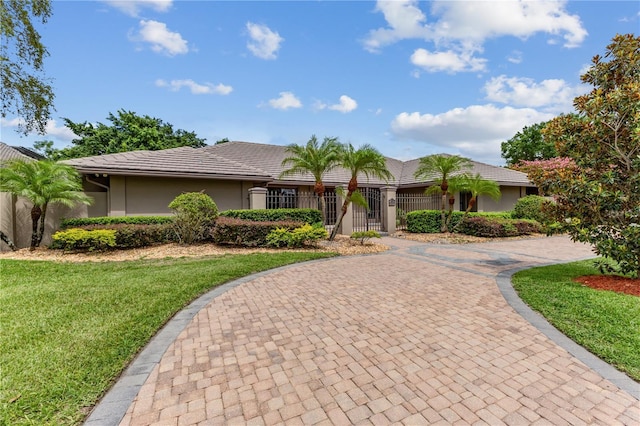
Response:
[[246, 22, 283, 60], [1, 117, 76, 142], [484, 75, 585, 112], [390, 104, 554, 162], [363, 0, 432, 53], [266, 92, 302, 110], [102, 0, 172, 17], [364, 0, 587, 74], [411, 48, 486, 73], [155, 79, 232, 95], [133, 20, 188, 56], [328, 95, 358, 113], [507, 50, 523, 64]]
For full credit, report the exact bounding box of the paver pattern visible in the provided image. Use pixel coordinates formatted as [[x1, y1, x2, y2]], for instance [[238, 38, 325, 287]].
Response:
[[118, 236, 639, 425]]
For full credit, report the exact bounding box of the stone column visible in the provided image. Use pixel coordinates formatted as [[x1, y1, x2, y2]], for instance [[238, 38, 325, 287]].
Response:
[[248, 187, 268, 210], [380, 186, 398, 234]]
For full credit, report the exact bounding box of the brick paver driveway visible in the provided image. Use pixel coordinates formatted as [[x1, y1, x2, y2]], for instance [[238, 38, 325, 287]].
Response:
[[87, 236, 639, 425]]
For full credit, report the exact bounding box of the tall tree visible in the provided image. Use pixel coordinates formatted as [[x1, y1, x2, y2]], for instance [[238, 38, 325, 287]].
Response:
[[329, 144, 391, 241], [1, 0, 55, 135], [414, 154, 471, 232], [534, 34, 640, 277], [45, 110, 206, 159], [279, 135, 341, 225], [500, 121, 558, 167], [0, 159, 92, 250]]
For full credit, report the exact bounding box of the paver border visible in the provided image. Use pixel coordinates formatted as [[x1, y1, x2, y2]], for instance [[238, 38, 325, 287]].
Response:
[[496, 265, 639, 400]]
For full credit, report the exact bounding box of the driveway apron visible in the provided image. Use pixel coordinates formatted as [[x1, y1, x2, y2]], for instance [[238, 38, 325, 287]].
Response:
[[87, 236, 639, 425]]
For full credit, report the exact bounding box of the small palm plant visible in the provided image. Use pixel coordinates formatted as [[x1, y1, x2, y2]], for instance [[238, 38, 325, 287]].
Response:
[[0, 160, 92, 250], [279, 135, 341, 225], [453, 173, 501, 232], [329, 143, 392, 241], [414, 154, 471, 232]]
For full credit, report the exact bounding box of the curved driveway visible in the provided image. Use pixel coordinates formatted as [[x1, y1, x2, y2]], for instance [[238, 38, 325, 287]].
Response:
[[86, 236, 639, 425]]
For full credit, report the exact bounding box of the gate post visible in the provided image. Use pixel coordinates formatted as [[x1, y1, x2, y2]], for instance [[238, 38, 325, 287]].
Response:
[[380, 186, 397, 234], [248, 187, 267, 209], [337, 185, 353, 236]]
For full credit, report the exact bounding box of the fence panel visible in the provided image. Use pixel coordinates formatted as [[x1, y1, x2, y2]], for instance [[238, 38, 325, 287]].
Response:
[[396, 193, 440, 230], [353, 187, 382, 232], [266, 190, 336, 226]]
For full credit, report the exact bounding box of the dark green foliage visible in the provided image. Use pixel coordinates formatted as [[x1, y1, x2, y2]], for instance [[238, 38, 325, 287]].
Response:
[[350, 230, 381, 245], [457, 217, 541, 237], [266, 224, 328, 248], [220, 208, 322, 225], [168, 192, 218, 244], [60, 216, 173, 229], [1, 0, 55, 135], [406, 210, 512, 233], [212, 217, 303, 247], [44, 110, 206, 160], [500, 121, 557, 166], [50, 228, 116, 251], [512, 195, 551, 224]]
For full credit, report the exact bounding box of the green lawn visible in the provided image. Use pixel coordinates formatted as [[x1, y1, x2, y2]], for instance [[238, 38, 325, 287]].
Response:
[[512, 260, 640, 381], [0, 252, 335, 425]]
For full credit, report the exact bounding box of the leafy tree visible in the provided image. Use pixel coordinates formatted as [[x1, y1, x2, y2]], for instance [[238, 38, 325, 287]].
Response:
[[1, 0, 55, 135], [0, 159, 92, 250], [279, 135, 341, 225], [500, 121, 557, 167], [533, 34, 640, 277], [45, 109, 206, 159], [329, 144, 391, 241], [414, 154, 471, 232]]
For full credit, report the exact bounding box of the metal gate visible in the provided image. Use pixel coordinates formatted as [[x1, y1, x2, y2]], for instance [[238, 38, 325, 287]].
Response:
[[352, 187, 382, 232]]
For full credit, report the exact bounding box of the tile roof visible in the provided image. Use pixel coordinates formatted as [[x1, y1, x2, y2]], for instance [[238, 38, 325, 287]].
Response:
[[61, 141, 533, 187], [0, 142, 40, 164]]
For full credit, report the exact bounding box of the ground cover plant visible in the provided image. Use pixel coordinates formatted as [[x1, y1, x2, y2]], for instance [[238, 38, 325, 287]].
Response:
[[512, 260, 640, 381], [0, 252, 335, 425]]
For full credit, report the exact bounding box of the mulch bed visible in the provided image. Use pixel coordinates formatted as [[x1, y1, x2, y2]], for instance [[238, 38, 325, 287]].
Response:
[[574, 275, 640, 297]]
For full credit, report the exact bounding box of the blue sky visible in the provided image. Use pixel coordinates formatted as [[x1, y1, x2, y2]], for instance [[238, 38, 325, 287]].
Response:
[[2, 0, 638, 165]]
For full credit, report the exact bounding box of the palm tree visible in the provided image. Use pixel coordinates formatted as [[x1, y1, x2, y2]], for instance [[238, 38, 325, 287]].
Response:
[[414, 154, 471, 232], [329, 144, 392, 241], [279, 135, 341, 225], [0, 160, 92, 250], [453, 173, 501, 232]]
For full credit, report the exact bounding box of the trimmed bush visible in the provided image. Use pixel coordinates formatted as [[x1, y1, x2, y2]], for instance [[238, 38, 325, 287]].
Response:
[[220, 208, 321, 225], [56, 223, 174, 249], [406, 210, 512, 233], [168, 192, 219, 244], [350, 230, 381, 245], [212, 217, 303, 247], [51, 228, 117, 251], [60, 216, 173, 229], [512, 195, 550, 223], [266, 224, 328, 248], [457, 217, 542, 237]]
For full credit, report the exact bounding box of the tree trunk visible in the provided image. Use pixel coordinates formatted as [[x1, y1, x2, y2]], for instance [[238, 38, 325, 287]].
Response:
[[0, 230, 18, 251], [329, 194, 351, 241], [440, 191, 448, 233], [30, 205, 42, 251], [452, 196, 476, 233], [36, 203, 48, 247]]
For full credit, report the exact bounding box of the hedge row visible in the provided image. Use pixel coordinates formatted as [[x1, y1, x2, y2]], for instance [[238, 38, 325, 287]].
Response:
[[406, 210, 512, 233], [52, 223, 175, 251], [219, 208, 322, 225], [60, 216, 173, 229], [212, 217, 303, 247], [457, 217, 542, 237]]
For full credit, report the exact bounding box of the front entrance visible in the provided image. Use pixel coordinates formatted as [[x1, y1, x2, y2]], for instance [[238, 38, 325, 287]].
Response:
[[352, 187, 382, 232]]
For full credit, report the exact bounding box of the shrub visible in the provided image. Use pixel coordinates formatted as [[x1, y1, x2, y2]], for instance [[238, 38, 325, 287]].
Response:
[[267, 224, 328, 248], [212, 217, 302, 247], [220, 208, 322, 225], [56, 223, 174, 249], [406, 210, 512, 233], [51, 228, 117, 251], [168, 192, 219, 244], [457, 217, 542, 237], [513, 195, 550, 223], [60, 216, 173, 229], [350, 230, 381, 245]]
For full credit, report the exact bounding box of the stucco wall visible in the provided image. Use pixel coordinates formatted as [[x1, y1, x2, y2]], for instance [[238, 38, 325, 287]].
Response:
[[478, 186, 523, 212], [108, 176, 250, 216]]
